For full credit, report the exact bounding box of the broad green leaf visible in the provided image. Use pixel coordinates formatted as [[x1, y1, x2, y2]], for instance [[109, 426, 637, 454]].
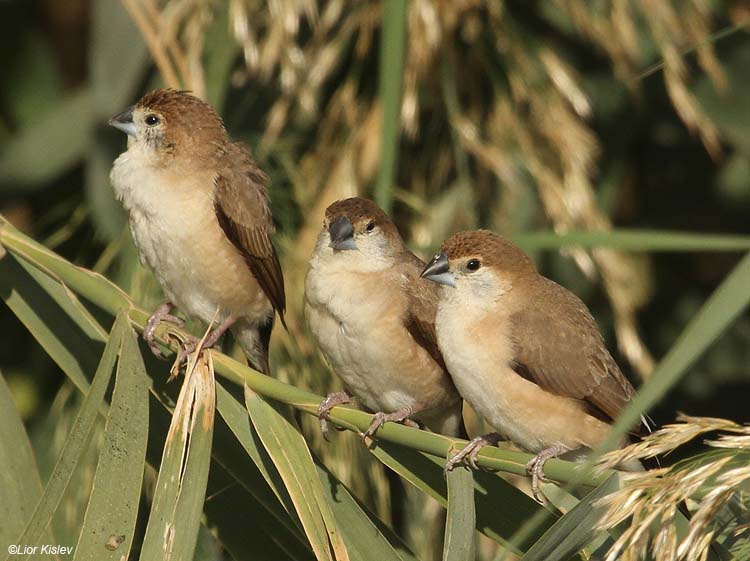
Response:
[[519, 475, 620, 561], [313, 461, 420, 561], [147, 388, 315, 561], [5, 313, 125, 561], [369, 441, 558, 554], [442, 466, 476, 561], [0, 373, 47, 552], [139, 352, 216, 561], [73, 323, 149, 561], [0, 219, 134, 319], [216, 382, 297, 519], [245, 387, 348, 561], [202, 462, 315, 561], [512, 230, 750, 252], [375, 0, 408, 212], [0, 253, 107, 392], [0, 89, 94, 188]]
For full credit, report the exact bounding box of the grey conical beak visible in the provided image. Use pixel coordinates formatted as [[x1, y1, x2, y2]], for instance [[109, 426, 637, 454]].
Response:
[[108, 106, 137, 137], [329, 216, 357, 251], [421, 252, 456, 287]]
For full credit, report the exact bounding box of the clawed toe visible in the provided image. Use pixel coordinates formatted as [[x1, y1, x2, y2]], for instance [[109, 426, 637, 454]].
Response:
[[524, 445, 568, 503], [144, 303, 185, 359], [361, 407, 416, 443], [445, 433, 501, 474], [317, 391, 351, 440]]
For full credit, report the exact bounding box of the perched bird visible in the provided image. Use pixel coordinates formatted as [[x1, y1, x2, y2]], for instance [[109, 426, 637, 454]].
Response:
[[304, 197, 465, 439], [421, 230, 643, 500], [109, 89, 285, 374]]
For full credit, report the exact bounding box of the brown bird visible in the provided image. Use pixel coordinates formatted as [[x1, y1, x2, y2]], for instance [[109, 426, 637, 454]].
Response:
[[109, 89, 285, 374], [421, 230, 644, 500], [304, 197, 465, 439]]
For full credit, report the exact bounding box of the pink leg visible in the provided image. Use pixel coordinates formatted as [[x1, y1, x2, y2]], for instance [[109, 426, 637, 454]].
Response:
[[362, 405, 421, 442], [444, 432, 503, 473], [175, 314, 237, 366], [525, 444, 570, 503], [144, 302, 184, 359], [317, 390, 352, 440]]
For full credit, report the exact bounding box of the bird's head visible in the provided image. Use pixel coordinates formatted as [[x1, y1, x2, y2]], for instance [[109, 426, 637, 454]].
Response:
[[316, 197, 404, 270], [421, 230, 536, 302], [108, 89, 226, 160]]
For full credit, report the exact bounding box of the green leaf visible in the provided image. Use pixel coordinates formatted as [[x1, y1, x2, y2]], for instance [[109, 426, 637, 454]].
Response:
[[512, 230, 750, 252], [375, 0, 408, 213], [5, 313, 124, 561], [0, 89, 94, 189], [313, 462, 420, 561], [245, 387, 348, 561], [0, 373, 48, 553], [139, 352, 216, 561], [216, 382, 298, 519], [0, 252, 107, 393], [73, 323, 149, 561], [519, 475, 621, 561], [442, 466, 476, 561]]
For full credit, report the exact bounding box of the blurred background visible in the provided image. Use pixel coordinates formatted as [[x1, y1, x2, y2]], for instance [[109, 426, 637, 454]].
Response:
[[0, 0, 748, 559]]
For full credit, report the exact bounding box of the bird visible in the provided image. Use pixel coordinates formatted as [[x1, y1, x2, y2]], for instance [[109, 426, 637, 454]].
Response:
[[421, 229, 644, 500], [304, 197, 465, 440], [108, 88, 285, 375]]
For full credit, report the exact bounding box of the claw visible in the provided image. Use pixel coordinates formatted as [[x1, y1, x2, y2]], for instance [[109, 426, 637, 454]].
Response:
[[361, 407, 419, 443], [444, 433, 502, 474], [144, 302, 184, 359], [317, 390, 352, 440], [524, 444, 569, 503]]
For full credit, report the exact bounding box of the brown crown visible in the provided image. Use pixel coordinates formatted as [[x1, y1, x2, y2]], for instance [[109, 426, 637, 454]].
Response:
[[440, 230, 536, 274], [325, 197, 392, 226], [136, 89, 226, 140]]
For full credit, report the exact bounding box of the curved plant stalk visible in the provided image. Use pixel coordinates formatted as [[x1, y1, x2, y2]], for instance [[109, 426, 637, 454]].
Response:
[[0, 216, 610, 490]]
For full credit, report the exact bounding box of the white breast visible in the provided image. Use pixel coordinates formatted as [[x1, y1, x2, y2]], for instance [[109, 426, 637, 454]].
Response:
[[110, 147, 267, 324], [436, 290, 611, 452], [304, 253, 435, 414]]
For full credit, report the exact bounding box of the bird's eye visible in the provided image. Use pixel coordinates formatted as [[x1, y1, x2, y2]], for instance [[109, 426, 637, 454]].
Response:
[[144, 114, 160, 126], [466, 259, 481, 271], [365, 221, 375, 232]]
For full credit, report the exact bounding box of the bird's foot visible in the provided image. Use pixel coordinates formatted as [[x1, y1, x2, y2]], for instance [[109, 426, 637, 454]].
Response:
[[144, 302, 184, 359], [362, 406, 420, 444], [169, 315, 237, 380], [318, 390, 352, 440], [445, 432, 502, 474], [525, 444, 569, 503]]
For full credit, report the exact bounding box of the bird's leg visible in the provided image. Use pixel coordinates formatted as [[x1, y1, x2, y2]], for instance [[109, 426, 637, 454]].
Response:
[[174, 315, 237, 370], [317, 390, 353, 440], [444, 432, 503, 473], [362, 405, 422, 443], [525, 444, 570, 503], [144, 302, 184, 359]]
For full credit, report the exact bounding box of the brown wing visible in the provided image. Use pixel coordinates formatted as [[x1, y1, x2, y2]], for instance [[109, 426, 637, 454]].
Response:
[[214, 143, 286, 327], [401, 251, 447, 371], [509, 277, 636, 424]]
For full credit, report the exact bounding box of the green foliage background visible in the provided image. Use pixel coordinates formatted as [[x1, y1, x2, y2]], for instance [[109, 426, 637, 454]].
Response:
[[0, 1, 749, 560]]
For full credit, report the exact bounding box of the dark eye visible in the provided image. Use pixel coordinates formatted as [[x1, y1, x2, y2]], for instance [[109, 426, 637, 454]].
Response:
[[466, 259, 481, 271], [365, 221, 375, 232], [144, 114, 160, 126]]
